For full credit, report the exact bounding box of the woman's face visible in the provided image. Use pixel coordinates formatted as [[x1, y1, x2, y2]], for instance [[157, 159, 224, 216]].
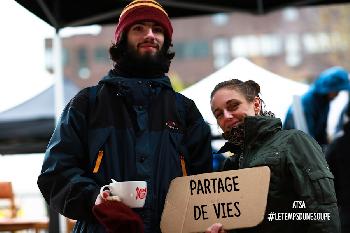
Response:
[[211, 88, 261, 133]]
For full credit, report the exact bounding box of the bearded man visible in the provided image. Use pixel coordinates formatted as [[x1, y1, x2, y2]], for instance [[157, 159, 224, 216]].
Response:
[[37, 1, 212, 233]]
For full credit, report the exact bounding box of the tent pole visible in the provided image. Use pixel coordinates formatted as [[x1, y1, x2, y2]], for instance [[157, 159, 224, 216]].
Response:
[[49, 29, 65, 233], [53, 30, 64, 123]]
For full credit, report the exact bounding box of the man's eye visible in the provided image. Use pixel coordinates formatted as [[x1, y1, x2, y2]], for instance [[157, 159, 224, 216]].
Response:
[[153, 27, 164, 33], [132, 25, 143, 31]]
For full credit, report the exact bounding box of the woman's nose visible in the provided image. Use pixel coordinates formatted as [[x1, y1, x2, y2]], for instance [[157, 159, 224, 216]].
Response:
[[223, 109, 233, 119]]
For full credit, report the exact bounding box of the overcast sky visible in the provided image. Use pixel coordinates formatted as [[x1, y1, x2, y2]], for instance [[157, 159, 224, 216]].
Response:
[[0, 0, 54, 112], [0, 0, 103, 112]]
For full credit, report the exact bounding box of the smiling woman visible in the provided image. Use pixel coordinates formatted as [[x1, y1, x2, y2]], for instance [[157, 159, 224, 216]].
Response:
[[207, 78, 340, 233]]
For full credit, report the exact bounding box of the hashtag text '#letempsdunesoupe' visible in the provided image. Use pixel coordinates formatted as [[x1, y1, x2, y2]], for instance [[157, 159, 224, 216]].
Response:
[[267, 212, 331, 221]]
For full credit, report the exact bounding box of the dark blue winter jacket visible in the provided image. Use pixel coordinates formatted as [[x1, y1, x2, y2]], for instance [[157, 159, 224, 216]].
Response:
[[37, 71, 212, 233], [284, 67, 350, 146]]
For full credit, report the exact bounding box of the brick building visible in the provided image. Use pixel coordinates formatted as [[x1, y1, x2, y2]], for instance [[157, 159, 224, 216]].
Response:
[[45, 4, 350, 90]]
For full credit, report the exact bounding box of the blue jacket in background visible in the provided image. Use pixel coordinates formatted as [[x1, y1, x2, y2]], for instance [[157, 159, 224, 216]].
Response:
[[284, 67, 350, 146]]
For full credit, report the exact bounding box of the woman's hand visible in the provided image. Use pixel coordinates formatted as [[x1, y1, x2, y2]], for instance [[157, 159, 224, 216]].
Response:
[[205, 223, 226, 233]]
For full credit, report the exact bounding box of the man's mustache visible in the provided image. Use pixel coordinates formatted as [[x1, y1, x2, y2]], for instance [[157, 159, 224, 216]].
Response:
[[137, 42, 159, 49]]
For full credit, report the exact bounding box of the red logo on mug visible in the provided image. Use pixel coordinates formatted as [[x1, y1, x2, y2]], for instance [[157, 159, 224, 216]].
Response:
[[136, 187, 147, 200]]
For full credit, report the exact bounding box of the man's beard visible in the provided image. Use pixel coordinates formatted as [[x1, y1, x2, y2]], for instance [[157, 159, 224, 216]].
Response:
[[116, 44, 170, 77]]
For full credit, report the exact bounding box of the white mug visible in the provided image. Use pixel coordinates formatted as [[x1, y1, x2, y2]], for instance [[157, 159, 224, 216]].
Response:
[[100, 179, 147, 208]]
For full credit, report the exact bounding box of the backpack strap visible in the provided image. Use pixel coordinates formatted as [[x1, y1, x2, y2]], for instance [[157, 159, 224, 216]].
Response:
[[175, 93, 187, 129], [88, 85, 99, 111], [88, 84, 102, 122], [175, 93, 188, 176]]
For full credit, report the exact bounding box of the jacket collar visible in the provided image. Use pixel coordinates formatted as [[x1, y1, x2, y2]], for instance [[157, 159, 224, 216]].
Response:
[[218, 116, 281, 154], [99, 70, 173, 90]]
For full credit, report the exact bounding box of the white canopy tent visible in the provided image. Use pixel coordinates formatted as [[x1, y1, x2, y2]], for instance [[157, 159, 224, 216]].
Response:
[[181, 57, 348, 148]]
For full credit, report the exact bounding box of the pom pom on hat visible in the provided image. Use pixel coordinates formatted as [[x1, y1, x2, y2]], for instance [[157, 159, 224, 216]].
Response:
[[115, 0, 173, 43]]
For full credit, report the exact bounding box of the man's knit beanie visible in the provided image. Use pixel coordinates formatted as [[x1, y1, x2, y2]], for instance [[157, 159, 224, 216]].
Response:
[[115, 0, 173, 43]]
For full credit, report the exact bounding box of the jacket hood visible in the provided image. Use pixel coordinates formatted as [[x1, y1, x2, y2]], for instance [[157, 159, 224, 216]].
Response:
[[99, 70, 173, 89], [311, 67, 350, 94]]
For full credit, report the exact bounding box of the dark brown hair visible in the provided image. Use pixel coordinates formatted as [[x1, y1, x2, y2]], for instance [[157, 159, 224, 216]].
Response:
[[211, 79, 275, 117], [211, 79, 260, 101]]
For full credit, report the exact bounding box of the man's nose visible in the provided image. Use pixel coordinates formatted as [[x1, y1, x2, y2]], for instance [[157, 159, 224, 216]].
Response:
[[145, 28, 156, 39]]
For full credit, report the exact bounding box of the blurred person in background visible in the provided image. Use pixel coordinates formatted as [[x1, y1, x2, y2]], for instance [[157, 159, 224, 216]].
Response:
[[335, 93, 350, 134], [326, 103, 350, 233], [283, 67, 350, 150], [206, 79, 340, 233], [37, 1, 212, 233]]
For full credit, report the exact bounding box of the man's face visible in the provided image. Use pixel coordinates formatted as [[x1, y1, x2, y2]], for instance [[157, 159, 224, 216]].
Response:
[[126, 21, 165, 57]]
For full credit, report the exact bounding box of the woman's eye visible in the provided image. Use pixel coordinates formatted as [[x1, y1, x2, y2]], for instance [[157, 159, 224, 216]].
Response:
[[215, 112, 223, 119], [227, 103, 238, 111]]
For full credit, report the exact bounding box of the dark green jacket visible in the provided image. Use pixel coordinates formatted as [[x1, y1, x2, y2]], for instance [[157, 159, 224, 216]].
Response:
[[221, 116, 340, 233]]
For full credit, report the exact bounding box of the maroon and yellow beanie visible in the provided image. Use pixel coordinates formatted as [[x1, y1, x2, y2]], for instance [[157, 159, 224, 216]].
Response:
[[115, 0, 173, 43]]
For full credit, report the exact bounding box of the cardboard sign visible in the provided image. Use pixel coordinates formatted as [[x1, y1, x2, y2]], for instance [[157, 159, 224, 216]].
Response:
[[160, 166, 270, 233]]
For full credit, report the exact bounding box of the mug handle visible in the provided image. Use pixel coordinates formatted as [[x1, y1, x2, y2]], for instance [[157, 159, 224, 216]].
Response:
[[100, 185, 110, 199]]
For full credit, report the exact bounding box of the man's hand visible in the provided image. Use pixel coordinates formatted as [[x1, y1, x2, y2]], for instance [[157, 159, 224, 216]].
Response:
[[95, 190, 121, 205], [205, 223, 226, 233]]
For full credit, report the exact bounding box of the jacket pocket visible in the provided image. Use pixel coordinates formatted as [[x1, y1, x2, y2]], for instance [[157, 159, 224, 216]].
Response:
[[308, 169, 337, 204], [92, 150, 104, 173], [88, 128, 112, 174], [250, 152, 281, 167]]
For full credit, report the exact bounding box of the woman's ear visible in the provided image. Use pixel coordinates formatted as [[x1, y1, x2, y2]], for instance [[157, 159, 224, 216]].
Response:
[[253, 96, 261, 115]]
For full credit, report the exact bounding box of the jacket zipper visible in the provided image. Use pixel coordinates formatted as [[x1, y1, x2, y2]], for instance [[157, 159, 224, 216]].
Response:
[[238, 152, 244, 169], [93, 150, 104, 173], [180, 154, 187, 176]]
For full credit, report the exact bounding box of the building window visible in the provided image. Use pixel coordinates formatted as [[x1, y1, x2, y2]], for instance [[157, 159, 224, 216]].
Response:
[[231, 34, 282, 58], [285, 34, 301, 67], [282, 8, 299, 22], [213, 38, 230, 69], [78, 47, 88, 67], [62, 48, 69, 66], [302, 32, 348, 54], [259, 35, 282, 56], [211, 13, 229, 26], [78, 67, 91, 80], [44, 48, 69, 71], [173, 41, 209, 59], [94, 47, 109, 63], [77, 47, 90, 79], [45, 48, 53, 71]]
